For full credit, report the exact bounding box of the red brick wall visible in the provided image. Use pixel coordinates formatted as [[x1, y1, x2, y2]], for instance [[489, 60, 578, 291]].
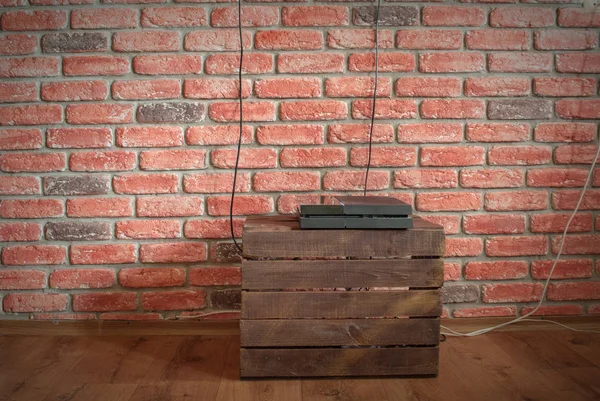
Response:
[[0, 1, 599, 321]]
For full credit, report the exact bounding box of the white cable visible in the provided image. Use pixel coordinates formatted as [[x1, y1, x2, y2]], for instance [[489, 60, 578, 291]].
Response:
[[442, 134, 600, 337]]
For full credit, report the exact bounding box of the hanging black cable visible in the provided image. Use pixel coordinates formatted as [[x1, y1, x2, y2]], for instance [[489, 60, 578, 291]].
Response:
[[363, 0, 381, 196], [230, 0, 244, 254]]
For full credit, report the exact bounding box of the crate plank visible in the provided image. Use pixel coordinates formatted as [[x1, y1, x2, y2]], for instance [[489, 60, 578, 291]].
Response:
[[241, 290, 441, 319], [242, 216, 444, 259], [240, 318, 440, 347], [242, 259, 443, 290], [240, 347, 439, 377]]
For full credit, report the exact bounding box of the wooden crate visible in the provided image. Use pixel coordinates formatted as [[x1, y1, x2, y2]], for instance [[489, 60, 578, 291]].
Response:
[[240, 215, 445, 378]]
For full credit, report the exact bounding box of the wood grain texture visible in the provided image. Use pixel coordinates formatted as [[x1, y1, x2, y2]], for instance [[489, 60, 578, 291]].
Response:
[[242, 216, 444, 259], [240, 347, 439, 378], [242, 259, 443, 290], [241, 290, 441, 319], [240, 318, 440, 347]]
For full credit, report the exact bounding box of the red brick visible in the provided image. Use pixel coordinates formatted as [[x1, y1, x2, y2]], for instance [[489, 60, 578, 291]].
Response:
[[137, 196, 203, 217], [2, 245, 66, 265], [488, 145, 552, 166], [142, 290, 206, 311], [416, 192, 482, 212], [184, 218, 244, 239], [42, 81, 108, 102], [488, 52, 552, 72], [399, 123, 462, 144], [211, 6, 279, 27], [419, 52, 484, 73], [255, 30, 322, 50], [190, 267, 241, 286], [254, 171, 321, 191], [552, 189, 600, 210], [422, 216, 460, 235], [0, 57, 59, 78], [278, 53, 344, 73], [535, 30, 597, 50], [0, 104, 62, 125], [67, 198, 133, 218], [0, 82, 37, 103], [0, 129, 43, 150], [349, 52, 415, 72], [133, 55, 202, 75], [64, 56, 130, 76], [257, 77, 322, 98], [191, 311, 240, 320], [205, 53, 273, 75], [281, 100, 347, 121], [552, 234, 600, 255], [71, 244, 136, 265], [460, 168, 524, 188], [352, 99, 416, 120], [1, 10, 67, 30], [0, 176, 40, 195], [139, 149, 205, 171], [0, 199, 63, 219], [71, 8, 138, 29], [0, 270, 46, 290], [257, 124, 323, 145], [112, 79, 180, 100], [420, 146, 485, 167], [532, 259, 594, 280], [0, 34, 38, 56], [350, 146, 416, 167], [328, 124, 393, 144], [557, 99, 600, 120], [590, 305, 600, 315], [117, 126, 183, 148], [396, 29, 462, 50], [47, 128, 112, 149], [187, 125, 252, 146], [394, 169, 457, 189], [99, 313, 161, 321], [277, 194, 322, 214], [465, 77, 530, 97], [119, 268, 186, 288], [485, 190, 548, 211], [113, 174, 179, 195], [521, 305, 583, 317], [421, 99, 485, 119], [1, 152, 66, 174], [184, 29, 252, 51], [527, 168, 589, 188], [142, 6, 207, 27], [490, 7, 554, 27], [66, 104, 133, 125], [453, 306, 517, 318], [486, 236, 548, 257], [73, 292, 138, 312], [555, 144, 599, 164], [184, 78, 251, 99], [533, 212, 593, 234], [466, 29, 529, 50], [464, 214, 525, 235], [4, 293, 68, 313], [212, 148, 277, 169], [116, 219, 181, 239], [113, 31, 180, 52], [467, 123, 530, 142], [445, 238, 483, 257], [558, 8, 600, 27], [0, 222, 41, 242], [208, 195, 274, 216], [323, 171, 389, 191], [184, 172, 250, 194], [283, 6, 348, 26], [465, 261, 528, 280], [534, 78, 595, 97], [49, 269, 114, 289], [548, 282, 600, 301], [209, 101, 275, 122], [140, 242, 207, 263], [280, 147, 346, 167], [328, 29, 393, 49], [483, 283, 544, 303], [395, 77, 461, 98], [70, 151, 136, 172], [423, 6, 485, 26], [534, 123, 596, 143]]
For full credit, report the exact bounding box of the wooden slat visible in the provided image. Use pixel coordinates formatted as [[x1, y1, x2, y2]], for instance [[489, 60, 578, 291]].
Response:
[[241, 290, 441, 319], [240, 318, 440, 347], [242, 259, 443, 290], [242, 216, 444, 259], [240, 347, 439, 378]]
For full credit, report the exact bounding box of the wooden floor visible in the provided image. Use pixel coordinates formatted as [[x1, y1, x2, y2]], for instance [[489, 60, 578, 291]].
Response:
[[1, 329, 599, 401]]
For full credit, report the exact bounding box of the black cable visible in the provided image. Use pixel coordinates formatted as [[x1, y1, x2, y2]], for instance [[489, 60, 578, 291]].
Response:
[[363, 0, 381, 196], [230, 0, 244, 255]]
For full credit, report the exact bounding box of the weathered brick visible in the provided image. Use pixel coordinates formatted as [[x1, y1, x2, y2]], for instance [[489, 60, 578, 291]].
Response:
[[421, 146, 485, 167], [328, 124, 393, 144], [4, 293, 68, 313], [552, 190, 600, 211], [464, 214, 525, 235], [50, 269, 115, 289], [66, 104, 133, 125], [113, 174, 179, 195], [465, 261, 528, 280], [1, 152, 65, 173], [555, 145, 599, 164], [212, 148, 277, 169], [532, 259, 594, 280], [205, 53, 274, 75], [490, 7, 554, 27], [210, 101, 275, 122], [460, 168, 524, 189], [483, 283, 543, 303], [47, 127, 112, 149], [466, 29, 529, 50], [486, 236, 548, 257], [488, 52, 552, 72], [257, 77, 322, 98], [42, 81, 108, 102], [521, 305, 583, 317], [212, 6, 279, 27], [278, 53, 344, 73], [284, 6, 349, 26], [394, 169, 457, 189], [2, 245, 66, 265], [277, 194, 322, 214], [45, 221, 111, 241], [489, 145, 552, 165], [0, 176, 40, 196], [117, 126, 184, 148], [281, 147, 346, 167], [71, 8, 138, 29], [67, 198, 133, 218], [73, 292, 138, 312], [0, 82, 37, 103], [137, 102, 205, 124], [44, 175, 110, 196], [485, 190, 548, 211], [185, 218, 244, 239], [70, 151, 136, 172], [0, 222, 42, 242], [558, 8, 600, 27], [119, 268, 186, 288], [548, 282, 600, 301], [329, 29, 393, 49], [257, 124, 323, 145], [0, 198, 62, 219], [140, 242, 207, 263], [207, 195, 274, 216], [352, 99, 416, 119], [281, 100, 347, 121], [0, 270, 46, 290], [396, 29, 462, 50], [552, 234, 600, 255], [113, 31, 180, 52], [255, 30, 322, 50], [423, 216, 460, 235], [534, 78, 595, 98], [184, 78, 251, 99], [527, 168, 589, 188], [419, 52, 484, 73], [530, 213, 593, 233], [349, 52, 415, 72], [133, 54, 202, 75], [71, 244, 136, 265], [466, 77, 530, 97], [142, 6, 207, 27], [139, 149, 205, 171], [184, 30, 252, 51], [442, 284, 480, 304], [42, 33, 108, 53], [187, 125, 252, 146], [354, 6, 418, 26], [535, 29, 597, 50], [190, 267, 241, 286], [445, 237, 483, 257], [423, 6, 485, 26], [142, 290, 206, 311], [416, 192, 482, 212], [535, 123, 598, 143], [323, 171, 389, 191], [0, 34, 38, 56], [113, 79, 180, 100], [350, 146, 416, 167], [184, 172, 250, 194], [0, 104, 62, 125], [116, 219, 181, 239], [395, 77, 461, 98], [0, 57, 60, 78], [453, 306, 517, 318], [467, 123, 530, 143], [0, 129, 43, 150], [1, 10, 67, 31], [137, 196, 203, 217], [64, 55, 130, 76], [422, 99, 485, 119], [211, 289, 241, 309], [556, 100, 600, 120], [254, 171, 321, 191], [488, 99, 553, 120]]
